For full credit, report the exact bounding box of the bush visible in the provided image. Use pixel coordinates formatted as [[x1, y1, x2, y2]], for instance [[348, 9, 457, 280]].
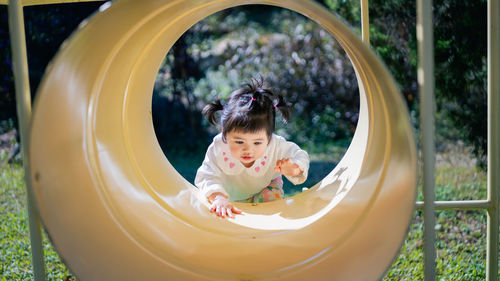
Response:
[[154, 8, 359, 157]]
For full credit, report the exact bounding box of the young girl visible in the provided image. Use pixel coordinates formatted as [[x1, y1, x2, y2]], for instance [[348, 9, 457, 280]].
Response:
[[195, 78, 310, 218]]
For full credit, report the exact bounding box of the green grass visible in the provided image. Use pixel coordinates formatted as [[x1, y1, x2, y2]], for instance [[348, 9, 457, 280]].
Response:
[[384, 209, 488, 280], [384, 143, 490, 280], [0, 144, 493, 280], [0, 151, 76, 281]]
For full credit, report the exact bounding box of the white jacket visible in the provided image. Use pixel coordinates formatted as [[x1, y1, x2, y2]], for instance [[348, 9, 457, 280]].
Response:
[[195, 133, 309, 201]]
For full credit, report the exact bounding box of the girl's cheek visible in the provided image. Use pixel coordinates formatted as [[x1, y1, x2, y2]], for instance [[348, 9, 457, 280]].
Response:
[[228, 146, 239, 158]]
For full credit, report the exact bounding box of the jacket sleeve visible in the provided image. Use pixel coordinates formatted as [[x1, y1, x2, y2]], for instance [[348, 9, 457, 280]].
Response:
[[194, 143, 229, 199], [276, 137, 310, 185]]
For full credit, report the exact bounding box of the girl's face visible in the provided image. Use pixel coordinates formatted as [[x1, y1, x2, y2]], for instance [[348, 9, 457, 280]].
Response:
[[226, 129, 269, 168]]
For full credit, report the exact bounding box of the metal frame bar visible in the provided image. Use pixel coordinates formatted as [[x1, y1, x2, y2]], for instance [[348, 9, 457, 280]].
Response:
[[416, 0, 437, 279], [415, 200, 491, 211], [360, 0, 369, 44], [486, 0, 500, 280], [4, 0, 498, 280], [1, 0, 101, 5], [7, 1, 46, 281]]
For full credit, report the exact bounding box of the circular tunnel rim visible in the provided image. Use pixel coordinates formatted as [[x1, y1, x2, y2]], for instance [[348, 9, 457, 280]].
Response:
[[29, 0, 417, 280]]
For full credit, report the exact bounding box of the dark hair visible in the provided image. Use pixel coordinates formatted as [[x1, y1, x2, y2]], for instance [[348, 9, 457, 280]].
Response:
[[202, 77, 292, 142]]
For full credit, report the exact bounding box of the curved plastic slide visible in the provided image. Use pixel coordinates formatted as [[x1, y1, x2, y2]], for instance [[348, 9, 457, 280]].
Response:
[[29, 0, 417, 280]]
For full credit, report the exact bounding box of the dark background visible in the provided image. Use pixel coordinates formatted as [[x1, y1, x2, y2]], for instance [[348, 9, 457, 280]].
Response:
[[0, 0, 488, 172]]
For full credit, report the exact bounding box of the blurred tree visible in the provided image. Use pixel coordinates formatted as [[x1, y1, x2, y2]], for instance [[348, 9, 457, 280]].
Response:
[[23, 3, 101, 95], [0, 3, 101, 122], [321, 0, 361, 27], [323, 0, 487, 166], [433, 0, 487, 165], [152, 31, 210, 157], [178, 8, 360, 153], [0, 1, 487, 166], [369, 0, 418, 109], [321, 0, 418, 110], [0, 6, 16, 121]]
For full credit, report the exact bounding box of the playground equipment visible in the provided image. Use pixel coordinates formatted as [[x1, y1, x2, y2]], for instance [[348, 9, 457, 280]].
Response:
[[5, 0, 499, 280], [27, 0, 417, 280]]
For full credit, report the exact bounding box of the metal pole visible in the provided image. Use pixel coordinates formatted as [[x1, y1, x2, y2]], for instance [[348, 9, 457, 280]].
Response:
[[487, 0, 500, 280], [7, 1, 46, 280], [417, 0, 436, 280], [415, 200, 491, 210], [360, 0, 369, 44], [0, 0, 105, 5]]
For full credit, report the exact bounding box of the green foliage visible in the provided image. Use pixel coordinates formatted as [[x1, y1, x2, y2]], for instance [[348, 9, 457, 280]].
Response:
[[155, 8, 359, 158], [433, 0, 487, 166], [323, 0, 418, 112], [369, 0, 487, 166], [152, 95, 211, 158], [324, 0, 487, 167], [323, 0, 361, 27], [0, 6, 17, 121], [22, 3, 101, 94], [0, 3, 101, 124], [0, 0, 488, 167], [371, 0, 418, 106]]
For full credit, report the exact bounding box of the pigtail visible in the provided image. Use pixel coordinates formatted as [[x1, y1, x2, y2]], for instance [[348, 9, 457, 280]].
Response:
[[275, 95, 292, 123], [246, 77, 275, 105], [202, 99, 224, 125], [217, 75, 292, 140], [245, 76, 292, 123], [246, 77, 264, 105]]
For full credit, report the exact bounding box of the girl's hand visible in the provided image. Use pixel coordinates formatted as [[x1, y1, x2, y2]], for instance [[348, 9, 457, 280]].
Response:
[[274, 158, 303, 177], [208, 193, 242, 219]]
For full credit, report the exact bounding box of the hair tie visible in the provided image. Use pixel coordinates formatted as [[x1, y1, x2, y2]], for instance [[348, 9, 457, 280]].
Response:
[[251, 97, 256, 101], [274, 104, 278, 110]]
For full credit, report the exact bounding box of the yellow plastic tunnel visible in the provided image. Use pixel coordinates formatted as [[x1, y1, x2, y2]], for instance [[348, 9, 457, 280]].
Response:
[[29, 0, 417, 280]]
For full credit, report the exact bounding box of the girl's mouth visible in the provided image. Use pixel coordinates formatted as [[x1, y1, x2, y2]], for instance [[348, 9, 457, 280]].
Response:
[[242, 156, 252, 161]]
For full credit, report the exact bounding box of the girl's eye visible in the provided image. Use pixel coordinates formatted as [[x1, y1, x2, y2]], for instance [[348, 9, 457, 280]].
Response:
[[235, 141, 244, 144], [254, 142, 262, 145]]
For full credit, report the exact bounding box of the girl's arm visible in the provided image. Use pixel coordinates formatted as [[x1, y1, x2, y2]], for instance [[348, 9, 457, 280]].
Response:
[[275, 137, 310, 185], [194, 143, 229, 199], [195, 143, 241, 218]]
